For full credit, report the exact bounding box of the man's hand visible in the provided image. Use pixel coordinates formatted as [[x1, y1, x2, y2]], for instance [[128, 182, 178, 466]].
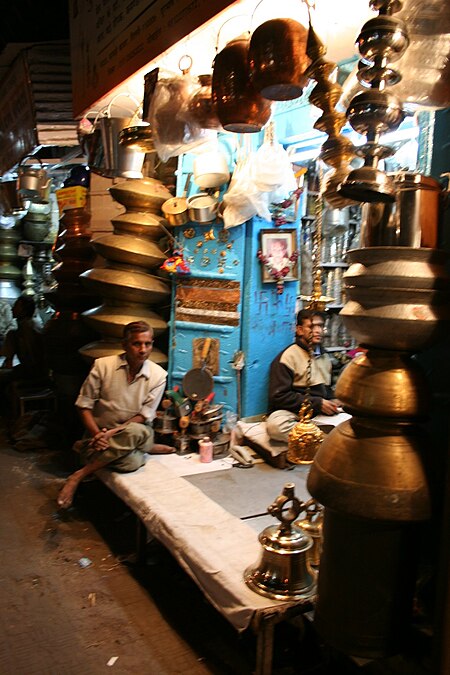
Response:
[[89, 428, 112, 451], [88, 423, 129, 451], [321, 398, 340, 415]]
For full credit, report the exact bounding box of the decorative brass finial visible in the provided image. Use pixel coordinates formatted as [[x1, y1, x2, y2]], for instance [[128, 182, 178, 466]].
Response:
[[305, 17, 357, 209]]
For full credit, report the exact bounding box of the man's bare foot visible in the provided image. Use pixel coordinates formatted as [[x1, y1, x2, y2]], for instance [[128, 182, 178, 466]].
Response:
[[151, 444, 176, 455], [57, 476, 80, 510]]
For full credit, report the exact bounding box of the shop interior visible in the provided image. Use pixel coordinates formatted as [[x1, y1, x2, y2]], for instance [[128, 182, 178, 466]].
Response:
[[0, 0, 449, 673]]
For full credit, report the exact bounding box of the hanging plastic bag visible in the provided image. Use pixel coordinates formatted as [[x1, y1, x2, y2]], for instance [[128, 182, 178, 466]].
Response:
[[149, 56, 215, 163], [222, 150, 271, 228], [252, 121, 297, 195]]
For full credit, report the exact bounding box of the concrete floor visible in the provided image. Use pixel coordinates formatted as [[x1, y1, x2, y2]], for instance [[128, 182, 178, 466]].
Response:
[[0, 416, 325, 675], [0, 413, 434, 675]]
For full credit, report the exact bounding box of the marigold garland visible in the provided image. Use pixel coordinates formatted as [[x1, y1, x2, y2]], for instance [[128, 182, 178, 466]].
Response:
[[257, 249, 300, 294]]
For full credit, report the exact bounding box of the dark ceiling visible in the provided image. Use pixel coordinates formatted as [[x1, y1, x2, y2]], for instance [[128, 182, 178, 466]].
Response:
[[0, 0, 69, 54]]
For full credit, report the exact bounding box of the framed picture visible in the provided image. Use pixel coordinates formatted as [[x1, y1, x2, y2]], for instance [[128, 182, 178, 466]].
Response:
[[260, 229, 299, 283]]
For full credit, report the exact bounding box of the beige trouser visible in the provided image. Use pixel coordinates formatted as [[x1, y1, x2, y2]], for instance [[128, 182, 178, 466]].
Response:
[[266, 410, 299, 443], [77, 422, 154, 472]]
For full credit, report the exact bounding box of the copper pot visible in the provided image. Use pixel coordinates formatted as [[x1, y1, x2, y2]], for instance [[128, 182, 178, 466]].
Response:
[[188, 74, 221, 130], [249, 18, 310, 101], [212, 35, 272, 133]]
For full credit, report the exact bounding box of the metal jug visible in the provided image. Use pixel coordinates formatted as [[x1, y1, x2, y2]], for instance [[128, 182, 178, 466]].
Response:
[[17, 155, 51, 202]]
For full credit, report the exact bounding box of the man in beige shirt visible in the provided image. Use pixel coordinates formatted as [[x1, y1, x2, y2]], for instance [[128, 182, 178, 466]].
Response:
[[57, 321, 173, 509]]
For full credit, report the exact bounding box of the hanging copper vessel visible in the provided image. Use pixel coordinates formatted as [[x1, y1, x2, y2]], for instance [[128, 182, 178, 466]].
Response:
[[212, 35, 272, 133], [244, 483, 316, 600], [188, 74, 222, 130], [248, 18, 310, 101]]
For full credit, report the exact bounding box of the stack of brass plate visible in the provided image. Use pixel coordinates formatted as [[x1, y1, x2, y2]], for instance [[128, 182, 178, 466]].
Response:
[[80, 177, 173, 365]]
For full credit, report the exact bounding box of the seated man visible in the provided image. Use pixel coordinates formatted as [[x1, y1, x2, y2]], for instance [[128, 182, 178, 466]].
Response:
[[0, 299, 17, 351], [1, 296, 46, 379], [266, 309, 341, 443], [57, 320, 174, 509]]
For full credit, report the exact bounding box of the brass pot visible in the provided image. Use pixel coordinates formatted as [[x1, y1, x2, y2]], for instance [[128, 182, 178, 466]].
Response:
[[109, 178, 172, 212], [212, 36, 272, 133], [82, 305, 167, 338], [80, 267, 170, 304], [92, 234, 167, 269], [249, 18, 310, 101], [336, 349, 430, 418], [111, 211, 169, 239], [307, 418, 431, 521], [344, 247, 450, 290]]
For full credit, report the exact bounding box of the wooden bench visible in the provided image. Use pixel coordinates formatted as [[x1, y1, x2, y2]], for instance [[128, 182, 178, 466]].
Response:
[[96, 459, 314, 675]]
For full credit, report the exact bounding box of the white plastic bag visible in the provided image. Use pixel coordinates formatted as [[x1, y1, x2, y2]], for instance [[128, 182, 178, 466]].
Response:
[[223, 153, 271, 228]]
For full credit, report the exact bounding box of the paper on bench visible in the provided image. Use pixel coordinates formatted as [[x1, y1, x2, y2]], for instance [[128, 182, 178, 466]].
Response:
[[153, 452, 232, 476]]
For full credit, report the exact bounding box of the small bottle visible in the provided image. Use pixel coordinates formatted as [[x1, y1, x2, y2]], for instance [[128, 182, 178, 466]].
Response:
[[199, 436, 213, 463]]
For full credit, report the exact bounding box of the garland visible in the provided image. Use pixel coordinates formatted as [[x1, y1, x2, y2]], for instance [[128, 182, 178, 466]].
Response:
[[271, 187, 303, 226], [257, 249, 300, 295]]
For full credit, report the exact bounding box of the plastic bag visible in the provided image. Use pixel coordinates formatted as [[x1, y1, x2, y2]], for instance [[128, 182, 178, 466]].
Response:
[[150, 68, 215, 162], [252, 122, 296, 195], [222, 153, 271, 228]]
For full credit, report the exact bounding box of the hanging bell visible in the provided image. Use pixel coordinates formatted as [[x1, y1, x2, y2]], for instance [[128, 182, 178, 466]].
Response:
[[244, 483, 316, 600], [287, 401, 325, 464]]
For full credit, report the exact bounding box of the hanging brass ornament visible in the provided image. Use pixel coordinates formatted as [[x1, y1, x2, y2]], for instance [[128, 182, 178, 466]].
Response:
[[301, 176, 334, 311], [287, 401, 325, 465]]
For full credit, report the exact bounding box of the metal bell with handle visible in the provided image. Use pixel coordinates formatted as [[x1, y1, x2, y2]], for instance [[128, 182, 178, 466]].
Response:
[[244, 483, 317, 600]]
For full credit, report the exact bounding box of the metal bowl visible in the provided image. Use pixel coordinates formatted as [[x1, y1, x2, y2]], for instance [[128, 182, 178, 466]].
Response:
[[109, 178, 172, 212], [92, 234, 166, 269]]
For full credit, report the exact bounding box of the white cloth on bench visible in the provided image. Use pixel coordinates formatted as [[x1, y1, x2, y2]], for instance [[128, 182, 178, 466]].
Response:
[[97, 457, 309, 632]]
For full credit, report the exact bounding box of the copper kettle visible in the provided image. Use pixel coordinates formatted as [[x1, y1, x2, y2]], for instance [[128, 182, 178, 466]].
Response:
[[212, 35, 272, 133], [249, 18, 310, 101]]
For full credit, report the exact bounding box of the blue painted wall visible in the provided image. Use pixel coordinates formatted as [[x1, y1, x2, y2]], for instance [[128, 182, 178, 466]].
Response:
[[168, 98, 312, 418]]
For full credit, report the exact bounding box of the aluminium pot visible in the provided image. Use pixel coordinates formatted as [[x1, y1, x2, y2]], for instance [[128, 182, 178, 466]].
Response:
[[187, 192, 219, 223], [360, 173, 446, 248], [161, 173, 191, 226]]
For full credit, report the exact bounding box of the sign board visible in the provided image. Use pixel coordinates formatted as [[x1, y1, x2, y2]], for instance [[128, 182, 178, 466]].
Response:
[[0, 53, 37, 174], [69, 0, 233, 118]]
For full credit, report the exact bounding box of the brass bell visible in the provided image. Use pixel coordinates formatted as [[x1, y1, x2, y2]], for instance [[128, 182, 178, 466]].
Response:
[[287, 401, 325, 465], [244, 483, 317, 600], [295, 499, 324, 568]]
